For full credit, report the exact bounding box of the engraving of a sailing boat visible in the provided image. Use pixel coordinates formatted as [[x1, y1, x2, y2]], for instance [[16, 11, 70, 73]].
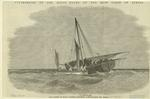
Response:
[[54, 17, 127, 74]]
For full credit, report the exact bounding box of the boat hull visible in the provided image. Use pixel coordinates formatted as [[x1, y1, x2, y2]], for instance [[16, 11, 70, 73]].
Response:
[[63, 59, 116, 74], [86, 60, 115, 74]]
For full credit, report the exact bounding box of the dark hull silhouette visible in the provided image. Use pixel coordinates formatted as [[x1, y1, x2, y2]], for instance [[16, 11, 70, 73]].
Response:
[[86, 60, 115, 74], [65, 52, 125, 74]]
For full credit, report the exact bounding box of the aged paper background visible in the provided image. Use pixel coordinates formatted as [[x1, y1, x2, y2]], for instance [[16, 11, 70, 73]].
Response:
[[1, 0, 150, 98]]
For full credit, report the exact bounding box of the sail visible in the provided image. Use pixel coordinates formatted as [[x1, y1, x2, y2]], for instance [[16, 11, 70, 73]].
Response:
[[75, 18, 84, 63], [55, 50, 59, 70], [74, 39, 80, 70], [88, 52, 127, 61]]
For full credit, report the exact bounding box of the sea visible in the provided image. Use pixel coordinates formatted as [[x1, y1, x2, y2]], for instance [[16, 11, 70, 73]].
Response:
[[8, 69, 149, 96]]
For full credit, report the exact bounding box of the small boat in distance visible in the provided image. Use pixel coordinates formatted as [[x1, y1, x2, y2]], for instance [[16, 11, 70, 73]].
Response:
[[54, 18, 127, 74]]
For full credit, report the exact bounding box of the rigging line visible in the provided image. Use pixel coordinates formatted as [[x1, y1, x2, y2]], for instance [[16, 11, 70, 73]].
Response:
[[77, 20, 94, 56]]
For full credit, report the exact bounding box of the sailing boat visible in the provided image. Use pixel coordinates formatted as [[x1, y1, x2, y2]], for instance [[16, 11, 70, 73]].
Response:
[[54, 17, 127, 74]]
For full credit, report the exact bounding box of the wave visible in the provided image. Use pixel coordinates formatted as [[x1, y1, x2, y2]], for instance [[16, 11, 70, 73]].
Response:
[[8, 70, 149, 94]]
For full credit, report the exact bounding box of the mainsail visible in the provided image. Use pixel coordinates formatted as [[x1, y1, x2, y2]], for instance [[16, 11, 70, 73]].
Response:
[[74, 39, 80, 70], [74, 18, 86, 71]]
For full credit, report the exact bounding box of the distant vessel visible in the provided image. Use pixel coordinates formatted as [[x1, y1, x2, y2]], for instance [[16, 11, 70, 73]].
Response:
[[54, 18, 127, 74]]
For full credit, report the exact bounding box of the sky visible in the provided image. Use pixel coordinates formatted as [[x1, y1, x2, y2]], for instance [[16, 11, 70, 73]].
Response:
[[3, 1, 150, 69]]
